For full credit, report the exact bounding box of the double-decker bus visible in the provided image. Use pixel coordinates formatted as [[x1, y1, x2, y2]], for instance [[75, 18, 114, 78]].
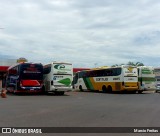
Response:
[[43, 62, 73, 95], [73, 65, 138, 93], [5, 63, 43, 93], [137, 66, 156, 93], [154, 67, 160, 92]]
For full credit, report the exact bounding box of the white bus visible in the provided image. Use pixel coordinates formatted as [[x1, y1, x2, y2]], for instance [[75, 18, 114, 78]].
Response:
[[74, 65, 138, 93], [154, 67, 160, 92], [137, 66, 156, 93], [43, 62, 73, 95]]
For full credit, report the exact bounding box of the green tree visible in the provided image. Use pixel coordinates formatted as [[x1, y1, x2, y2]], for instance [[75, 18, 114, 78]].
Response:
[[127, 61, 144, 66], [112, 63, 125, 67], [17, 57, 28, 63], [135, 62, 144, 66], [112, 64, 119, 67], [112, 62, 144, 67]]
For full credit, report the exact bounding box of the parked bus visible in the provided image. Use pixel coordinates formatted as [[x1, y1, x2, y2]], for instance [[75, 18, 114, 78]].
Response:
[[73, 65, 138, 93], [43, 62, 73, 95], [154, 67, 160, 92], [137, 66, 156, 93], [5, 63, 43, 93]]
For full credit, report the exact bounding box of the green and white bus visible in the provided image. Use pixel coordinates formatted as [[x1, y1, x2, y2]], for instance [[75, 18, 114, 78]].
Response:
[[43, 62, 73, 95], [154, 67, 160, 92], [137, 66, 156, 93]]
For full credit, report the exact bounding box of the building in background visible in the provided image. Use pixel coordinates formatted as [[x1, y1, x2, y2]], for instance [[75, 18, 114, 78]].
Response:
[[0, 58, 90, 78], [0, 59, 17, 79]]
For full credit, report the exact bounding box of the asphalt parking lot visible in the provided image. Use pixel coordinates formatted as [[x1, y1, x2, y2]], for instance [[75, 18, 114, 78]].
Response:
[[0, 90, 160, 135]]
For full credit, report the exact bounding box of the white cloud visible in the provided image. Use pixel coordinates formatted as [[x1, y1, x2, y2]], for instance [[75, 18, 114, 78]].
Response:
[[0, 0, 160, 67]]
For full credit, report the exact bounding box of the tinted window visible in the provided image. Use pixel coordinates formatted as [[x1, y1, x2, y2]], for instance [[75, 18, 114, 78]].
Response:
[[43, 64, 51, 74], [8, 66, 18, 75], [20, 64, 43, 80], [73, 73, 78, 84], [84, 68, 121, 77], [79, 71, 86, 78]]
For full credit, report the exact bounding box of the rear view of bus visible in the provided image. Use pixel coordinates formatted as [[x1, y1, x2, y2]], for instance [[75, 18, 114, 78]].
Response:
[[121, 65, 139, 92], [6, 63, 43, 93], [138, 66, 156, 93], [43, 62, 73, 95]]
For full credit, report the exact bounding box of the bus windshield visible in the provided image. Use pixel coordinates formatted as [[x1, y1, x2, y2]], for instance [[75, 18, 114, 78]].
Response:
[[20, 64, 43, 80]]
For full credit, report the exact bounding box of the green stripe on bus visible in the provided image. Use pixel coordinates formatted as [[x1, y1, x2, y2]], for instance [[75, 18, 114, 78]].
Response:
[[83, 78, 90, 89], [138, 77, 156, 82], [142, 70, 152, 74], [86, 78, 94, 90], [58, 78, 71, 86], [83, 78, 94, 90]]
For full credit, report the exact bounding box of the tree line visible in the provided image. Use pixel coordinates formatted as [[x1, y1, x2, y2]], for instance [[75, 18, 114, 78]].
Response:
[[112, 61, 144, 67]]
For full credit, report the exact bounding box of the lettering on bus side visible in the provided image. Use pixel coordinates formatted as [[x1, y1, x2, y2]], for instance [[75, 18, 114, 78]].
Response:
[[113, 77, 120, 80], [53, 76, 64, 80], [96, 78, 108, 81], [128, 78, 134, 80]]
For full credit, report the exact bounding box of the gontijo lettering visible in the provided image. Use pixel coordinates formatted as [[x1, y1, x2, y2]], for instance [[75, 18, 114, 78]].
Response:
[[96, 78, 108, 81]]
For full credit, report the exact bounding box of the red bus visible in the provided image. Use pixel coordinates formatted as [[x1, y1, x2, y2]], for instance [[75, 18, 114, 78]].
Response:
[[5, 63, 43, 93]]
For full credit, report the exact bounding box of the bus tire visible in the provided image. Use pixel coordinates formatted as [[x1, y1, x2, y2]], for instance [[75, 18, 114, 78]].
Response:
[[138, 90, 143, 94], [13, 90, 17, 95], [108, 86, 112, 93], [102, 85, 107, 93], [42, 86, 46, 94], [55, 91, 64, 95], [131, 91, 137, 94], [79, 85, 83, 91], [59, 91, 65, 95]]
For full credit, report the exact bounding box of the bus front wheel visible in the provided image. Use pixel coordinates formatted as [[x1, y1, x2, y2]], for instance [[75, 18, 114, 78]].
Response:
[[79, 85, 83, 91], [138, 90, 143, 94], [55, 91, 65, 95], [102, 85, 107, 93]]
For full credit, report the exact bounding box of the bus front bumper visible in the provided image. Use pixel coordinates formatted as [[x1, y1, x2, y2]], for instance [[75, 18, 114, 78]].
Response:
[[122, 86, 138, 91], [156, 86, 160, 92], [18, 87, 42, 93], [49, 86, 73, 92]]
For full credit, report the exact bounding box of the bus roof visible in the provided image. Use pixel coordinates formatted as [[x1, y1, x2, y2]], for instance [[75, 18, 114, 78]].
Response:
[[52, 62, 72, 65], [137, 66, 154, 68], [44, 62, 72, 66], [8, 62, 42, 70], [76, 65, 137, 73]]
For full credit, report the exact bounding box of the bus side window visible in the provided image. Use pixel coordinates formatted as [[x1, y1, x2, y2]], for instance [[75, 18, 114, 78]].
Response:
[[73, 73, 78, 84], [116, 68, 121, 76], [9, 66, 18, 75], [44, 65, 51, 74]]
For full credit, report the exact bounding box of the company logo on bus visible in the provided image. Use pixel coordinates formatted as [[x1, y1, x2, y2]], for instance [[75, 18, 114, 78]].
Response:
[[127, 67, 134, 73], [54, 65, 65, 70], [30, 64, 35, 68]]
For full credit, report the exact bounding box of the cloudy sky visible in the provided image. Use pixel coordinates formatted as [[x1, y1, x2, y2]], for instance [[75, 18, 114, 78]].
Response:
[[0, 0, 160, 68]]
